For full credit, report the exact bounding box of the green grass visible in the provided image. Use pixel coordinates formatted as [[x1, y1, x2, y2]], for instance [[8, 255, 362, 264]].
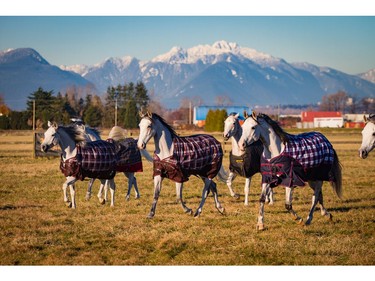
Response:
[[0, 128, 374, 265]]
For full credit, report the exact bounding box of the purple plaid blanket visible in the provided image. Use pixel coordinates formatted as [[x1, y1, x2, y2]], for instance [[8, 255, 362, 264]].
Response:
[[153, 134, 223, 183], [60, 140, 117, 180], [107, 138, 143, 173], [284, 132, 334, 169], [260, 132, 335, 187]]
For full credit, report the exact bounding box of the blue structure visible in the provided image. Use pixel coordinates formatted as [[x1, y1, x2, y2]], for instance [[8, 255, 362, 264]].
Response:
[[193, 105, 251, 127]]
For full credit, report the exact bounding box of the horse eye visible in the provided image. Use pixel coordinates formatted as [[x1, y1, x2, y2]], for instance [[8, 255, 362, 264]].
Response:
[[251, 126, 255, 130], [373, 132, 375, 136]]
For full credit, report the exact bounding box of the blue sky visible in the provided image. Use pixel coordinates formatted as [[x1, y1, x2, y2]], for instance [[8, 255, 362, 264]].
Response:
[[1, 2, 375, 75]]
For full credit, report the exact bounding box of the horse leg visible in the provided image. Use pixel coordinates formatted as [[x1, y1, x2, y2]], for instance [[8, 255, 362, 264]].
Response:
[[285, 186, 303, 224], [175, 183, 182, 203], [318, 189, 333, 220], [306, 181, 323, 225], [106, 179, 116, 207], [226, 172, 240, 199], [85, 178, 95, 201], [176, 182, 193, 215], [125, 173, 132, 201], [210, 180, 225, 215], [132, 174, 140, 199], [147, 175, 163, 219], [97, 181, 106, 205], [63, 176, 76, 208], [244, 177, 251, 205], [266, 188, 275, 205], [257, 183, 272, 231], [194, 178, 211, 218], [62, 179, 71, 207], [68, 183, 77, 209]]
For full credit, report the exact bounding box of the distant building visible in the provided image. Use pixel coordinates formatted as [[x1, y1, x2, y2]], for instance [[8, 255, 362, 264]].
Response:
[[193, 105, 250, 127], [344, 114, 366, 128], [299, 111, 343, 128]]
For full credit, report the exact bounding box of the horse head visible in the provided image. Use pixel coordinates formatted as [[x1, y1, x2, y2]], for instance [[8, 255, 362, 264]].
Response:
[[223, 112, 240, 141], [359, 114, 375, 159], [41, 121, 59, 152], [137, 110, 155, 150], [238, 111, 261, 151]]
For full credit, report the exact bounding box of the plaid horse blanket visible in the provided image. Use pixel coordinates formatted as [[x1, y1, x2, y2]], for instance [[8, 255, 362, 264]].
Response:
[[261, 132, 335, 187], [229, 139, 263, 178], [60, 140, 117, 180], [107, 138, 143, 173], [153, 134, 223, 183]]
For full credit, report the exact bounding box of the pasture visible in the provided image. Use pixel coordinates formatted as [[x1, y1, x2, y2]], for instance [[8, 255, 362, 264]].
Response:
[[0, 128, 374, 266]]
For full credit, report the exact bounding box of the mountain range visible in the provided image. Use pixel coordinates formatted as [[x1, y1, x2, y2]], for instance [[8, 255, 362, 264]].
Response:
[[1, 41, 375, 110]]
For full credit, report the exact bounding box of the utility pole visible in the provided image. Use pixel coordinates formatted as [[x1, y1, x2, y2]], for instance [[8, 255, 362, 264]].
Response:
[[114, 90, 119, 126], [189, 101, 192, 125], [32, 100, 36, 158]]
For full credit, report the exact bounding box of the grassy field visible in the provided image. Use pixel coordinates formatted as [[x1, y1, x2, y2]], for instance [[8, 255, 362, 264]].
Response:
[[0, 128, 374, 266]]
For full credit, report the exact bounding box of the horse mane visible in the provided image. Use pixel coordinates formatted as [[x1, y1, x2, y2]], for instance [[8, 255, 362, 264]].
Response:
[[62, 125, 87, 144], [109, 126, 127, 141], [368, 114, 375, 123], [151, 113, 178, 137], [87, 127, 101, 138], [258, 113, 290, 143]]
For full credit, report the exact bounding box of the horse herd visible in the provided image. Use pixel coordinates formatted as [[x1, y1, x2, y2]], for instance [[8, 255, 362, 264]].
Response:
[[41, 111, 375, 230]]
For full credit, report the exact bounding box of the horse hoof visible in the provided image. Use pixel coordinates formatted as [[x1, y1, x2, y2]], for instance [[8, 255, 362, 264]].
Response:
[[194, 211, 201, 218], [146, 213, 154, 219], [99, 198, 105, 205], [268, 201, 274, 205], [296, 218, 303, 225], [185, 209, 193, 216], [218, 207, 225, 215], [328, 213, 333, 221], [256, 224, 266, 231], [85, 193, 91, 201], [233, 194, 240, 200], [65, 201, 72, 208], [125, 196, 130, 201], [135, 195, 140, 200]]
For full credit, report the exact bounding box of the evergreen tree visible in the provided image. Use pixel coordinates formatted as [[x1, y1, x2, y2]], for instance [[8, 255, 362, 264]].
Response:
[[26, 87, 55, 128]]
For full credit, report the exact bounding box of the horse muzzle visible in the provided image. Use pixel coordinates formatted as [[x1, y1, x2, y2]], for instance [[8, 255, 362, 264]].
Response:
[[41, 144, 50, 152], [359, 149, 368, 159], [137, 142, 146, 150]]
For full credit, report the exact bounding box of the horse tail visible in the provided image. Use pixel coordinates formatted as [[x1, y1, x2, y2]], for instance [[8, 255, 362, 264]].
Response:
[[140, 149, 153, 163], [330, 150, 343, 199], [216, 165, 229, 183]]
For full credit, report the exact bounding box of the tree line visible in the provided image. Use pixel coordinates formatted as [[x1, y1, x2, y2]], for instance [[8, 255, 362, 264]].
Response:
[[0, 82, 149, 130], [0, 86, 374, 131]]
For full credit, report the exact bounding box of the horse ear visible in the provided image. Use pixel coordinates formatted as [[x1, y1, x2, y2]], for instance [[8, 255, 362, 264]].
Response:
[[52, 122, 58, 129], [252, 111, 257, 120], [147, 111, 152, 118], [48, 121, 52, 127], [364, 115, 368, 122], [243, 111, 248, 119]]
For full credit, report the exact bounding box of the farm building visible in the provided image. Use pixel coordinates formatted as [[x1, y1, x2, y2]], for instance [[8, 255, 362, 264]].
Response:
[[193, 105, 250, 127], [344, 114, 366, 128], [299, 111, 344, 128]]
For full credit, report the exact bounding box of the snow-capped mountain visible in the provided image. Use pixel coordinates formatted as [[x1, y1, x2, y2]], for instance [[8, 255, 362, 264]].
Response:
[[0, 48, 96, 110], [1, 42, 375, 110], [72, 40, 374, 108], [358, 68, 375, 84]]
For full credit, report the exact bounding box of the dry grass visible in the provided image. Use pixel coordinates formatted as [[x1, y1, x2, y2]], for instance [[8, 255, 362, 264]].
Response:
[[0, 128, 374, 266]]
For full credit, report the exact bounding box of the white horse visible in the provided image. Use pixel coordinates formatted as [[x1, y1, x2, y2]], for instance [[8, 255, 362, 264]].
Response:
[[137, 111, 227, 218], [239, 112, 343, 230], [75, 123, 154, 206], [223, 112, 274, 205], [41, 121, 116, 209], [359, 114, 375, 159]]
